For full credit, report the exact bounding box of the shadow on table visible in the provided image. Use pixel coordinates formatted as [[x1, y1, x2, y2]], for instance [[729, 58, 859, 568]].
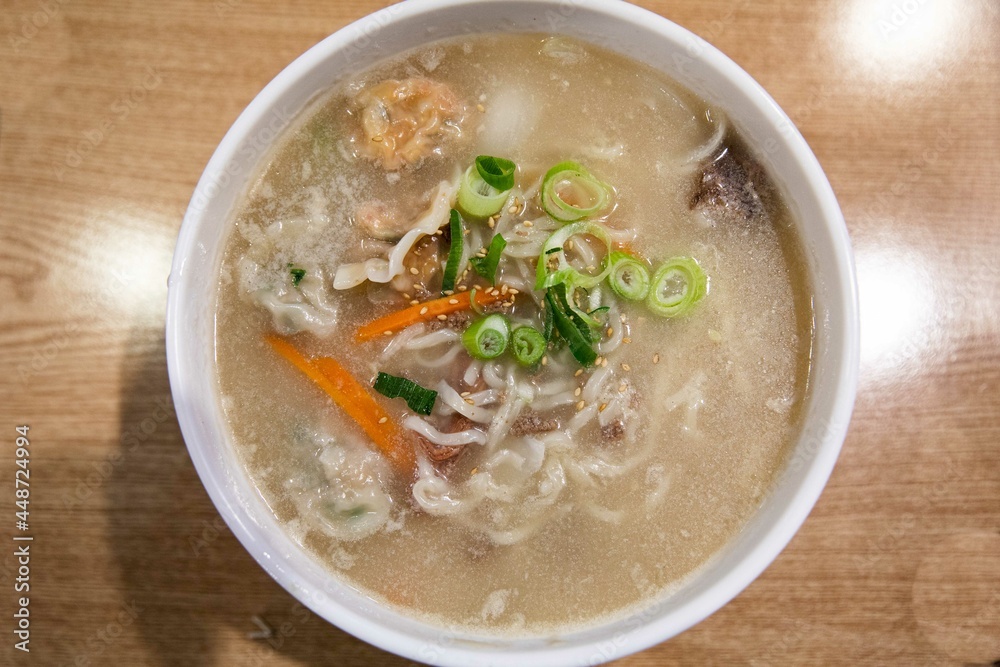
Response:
[[109, 327, 421, 666]]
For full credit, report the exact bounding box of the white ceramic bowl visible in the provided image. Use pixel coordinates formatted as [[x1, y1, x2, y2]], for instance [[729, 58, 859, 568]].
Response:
[[166, 1, 859, 664]]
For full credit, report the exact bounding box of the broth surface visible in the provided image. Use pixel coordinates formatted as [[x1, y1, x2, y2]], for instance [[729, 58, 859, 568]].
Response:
[[215, 34, 812, 634]]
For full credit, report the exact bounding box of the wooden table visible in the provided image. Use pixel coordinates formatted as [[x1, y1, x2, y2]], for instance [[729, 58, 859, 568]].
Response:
[[1, 0, 998, 664]]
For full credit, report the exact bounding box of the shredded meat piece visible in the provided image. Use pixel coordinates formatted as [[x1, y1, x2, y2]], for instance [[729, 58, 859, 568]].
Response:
[[416, 414, 476, 477], [510, 411, 559, 437], [417, 436, 464, 463], [355, 77, 466, 170], [427, 309, 473, 332], [690, 147, 765, 221], [601, 419, 626, 442]]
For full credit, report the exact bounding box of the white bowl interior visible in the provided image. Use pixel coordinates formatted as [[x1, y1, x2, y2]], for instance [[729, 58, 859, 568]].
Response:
[[166, 1, 858, 665]]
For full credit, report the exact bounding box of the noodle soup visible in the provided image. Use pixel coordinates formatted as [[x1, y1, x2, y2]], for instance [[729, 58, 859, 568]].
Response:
[[215, 33, 812, 634]]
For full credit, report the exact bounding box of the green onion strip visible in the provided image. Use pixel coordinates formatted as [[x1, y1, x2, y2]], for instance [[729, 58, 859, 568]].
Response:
[[469, 234, 507, 284], [647, 256, 708, 318], [462, 314, 510, 360], [540, 161, 611, 223], [441, 209, 463, 294], [545, 283, 598, 367], [372, 372, 438, 415]]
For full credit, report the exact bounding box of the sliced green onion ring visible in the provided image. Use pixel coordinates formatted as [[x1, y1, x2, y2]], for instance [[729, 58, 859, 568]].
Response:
[[607, 251, 651, 301], [469, 234, 507, 284], [647, 256, 708, 318], [535, 221, 613, 290], [462, 314, 510, 360], [540, 161, 611, 223], [476, 155, 516, 191], [372, 372, 438, 415], [458, 164, 511, 219], [511, 326, 546, 366], [441, 209, 463, 294]]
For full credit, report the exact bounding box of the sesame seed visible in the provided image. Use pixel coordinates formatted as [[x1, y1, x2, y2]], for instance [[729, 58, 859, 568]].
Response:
[[574, 387, 582, 397], [621, 363, 631, 372], [585, 265, 596, 272], [419, 307, 429, 315], [410, 300, 420, 306], [402, 293, 411, 300], [574, 369, 584, 377], [409, 267, 419, 275], [502, 301, 513, 307], [623, 337, 632, 344], [606, 327, 614, 337], [477, 103, 486, 113], [464, 398, 475, 405], [619, 383, 628, 392], [620, 314, 627, 323], [372, 135, 383, 142], [487, 218, 495, 229], [437, 314, 448, 321], [470, 467, 478, 475], [457, 285, 468, 291], [601, 358, 609, 367], [448, 298, 459, 305], [383, 330, 393, 336], [460, 391, 471, 397], [443, 289, 454, 296], [565, 240, 574, 251], [576, 400, 586, 411], [508, 205, 518, 214], [541, 355, 549, 366], [515, 229, 529, 237], [378, 416, 388, 424], [599, 403, 608, 412], [594, 356, 604, 366], [508, 288, 519, 295], [523, 220, 534, 227], [653, 353, 660, 364]]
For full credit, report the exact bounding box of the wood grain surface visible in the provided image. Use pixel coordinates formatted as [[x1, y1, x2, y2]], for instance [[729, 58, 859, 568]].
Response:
[[1, 0, 998, 665]]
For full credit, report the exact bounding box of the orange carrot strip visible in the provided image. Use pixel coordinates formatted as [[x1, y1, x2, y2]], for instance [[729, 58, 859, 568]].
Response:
[[266, 335, 415, 474], [355, 288, 507, 342]]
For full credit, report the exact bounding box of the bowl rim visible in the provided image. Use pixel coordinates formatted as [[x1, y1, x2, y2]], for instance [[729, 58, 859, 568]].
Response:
[[166, 0, 859, 664]]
